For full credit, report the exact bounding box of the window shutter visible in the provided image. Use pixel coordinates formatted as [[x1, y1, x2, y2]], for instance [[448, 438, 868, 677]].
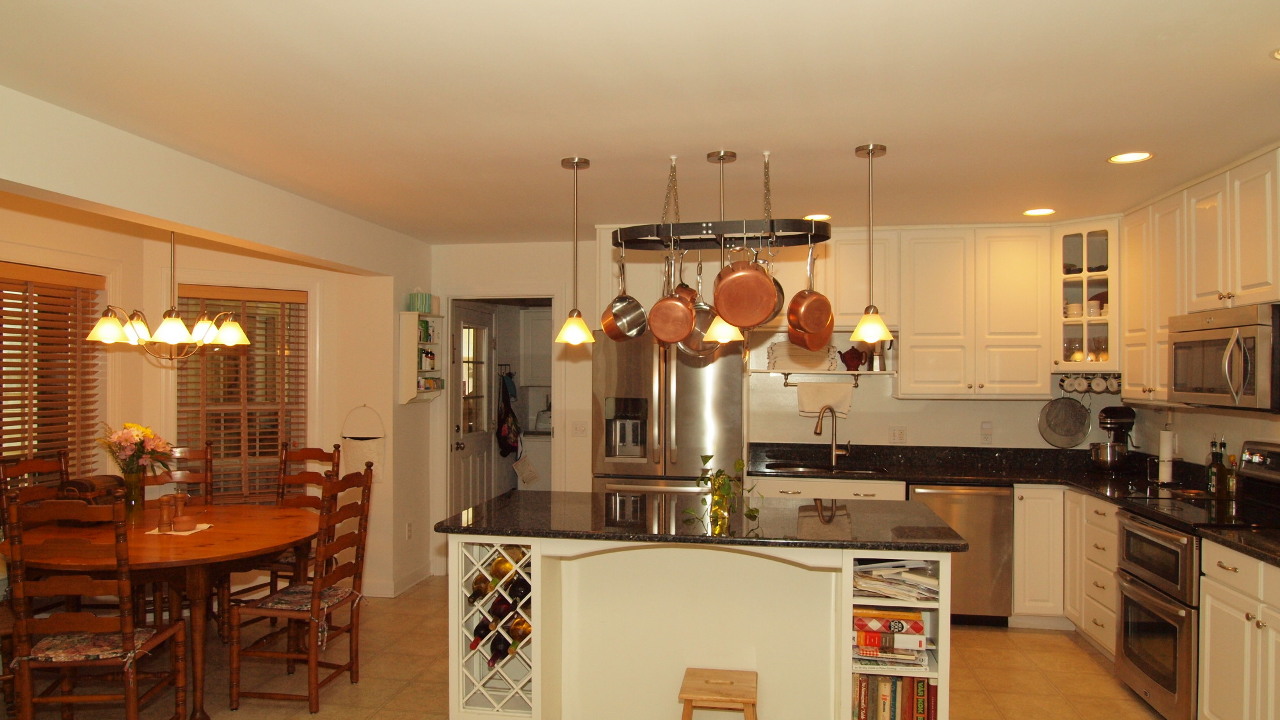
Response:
[[177, 288, 307, 503], [0, 262, 104, 477]]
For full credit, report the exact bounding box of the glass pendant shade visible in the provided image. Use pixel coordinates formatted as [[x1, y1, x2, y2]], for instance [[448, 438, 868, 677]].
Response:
[[152, 310, 194, 344], [190, 313, 218, 344], [86, 313, 129, 344], [851, 306, 892, 344], [213, 317, 251, 346], [555, 310, 594, 345], [705, 314, 744, 343], [125, 312, 152, 344]]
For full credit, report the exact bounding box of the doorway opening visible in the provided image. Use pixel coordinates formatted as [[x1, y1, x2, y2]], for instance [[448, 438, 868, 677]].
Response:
[[447, 297, 553, 517]]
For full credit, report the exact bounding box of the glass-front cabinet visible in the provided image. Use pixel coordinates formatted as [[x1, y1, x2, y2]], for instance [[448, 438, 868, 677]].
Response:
[[1052, 220, 1120, 372]]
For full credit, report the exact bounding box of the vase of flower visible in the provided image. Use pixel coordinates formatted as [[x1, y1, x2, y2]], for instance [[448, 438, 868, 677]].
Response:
[[99, 422, 172, 525], [122, 471, 145, 522]]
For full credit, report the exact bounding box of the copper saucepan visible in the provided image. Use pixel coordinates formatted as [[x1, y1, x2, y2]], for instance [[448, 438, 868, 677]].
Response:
[[788, 310, 834, 351], [713, 246, 776, 329], [600, 255, 647, 341], [649, 255, 696, 344], [786, 242, 833, 334]]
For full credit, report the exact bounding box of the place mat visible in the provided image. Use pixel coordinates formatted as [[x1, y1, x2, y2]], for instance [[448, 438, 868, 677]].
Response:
[[145, 523, 213, 536]]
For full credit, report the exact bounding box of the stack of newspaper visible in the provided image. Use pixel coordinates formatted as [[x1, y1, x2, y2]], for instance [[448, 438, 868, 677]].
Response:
[[851, 560, 940, 602]]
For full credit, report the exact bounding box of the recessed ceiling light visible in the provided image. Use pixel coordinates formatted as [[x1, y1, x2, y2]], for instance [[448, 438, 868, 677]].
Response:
[[1024, 208, 1056, 216], [804, 214, 831, 222], [1109, 152, 1153, 164]]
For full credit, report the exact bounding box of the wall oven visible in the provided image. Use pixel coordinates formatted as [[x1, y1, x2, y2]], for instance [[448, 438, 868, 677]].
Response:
[[1168, 303, 1279, 410], [1115, 510, 1199, 720]]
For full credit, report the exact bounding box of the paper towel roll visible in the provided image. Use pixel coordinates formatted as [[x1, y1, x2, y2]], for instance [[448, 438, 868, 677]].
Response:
[[1158, 429, 1175, 482]]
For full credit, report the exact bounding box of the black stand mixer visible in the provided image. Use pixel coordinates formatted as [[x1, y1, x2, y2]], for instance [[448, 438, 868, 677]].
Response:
[[1092, 406, 1136, 470]]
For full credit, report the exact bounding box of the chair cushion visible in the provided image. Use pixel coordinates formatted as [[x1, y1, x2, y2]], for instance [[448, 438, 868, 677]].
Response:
[[29, 628, 157, 663], [255, 584, 352, 612]]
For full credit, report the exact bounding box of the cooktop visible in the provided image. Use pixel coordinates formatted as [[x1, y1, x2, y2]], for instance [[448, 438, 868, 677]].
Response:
[[1119, 440, 1280, 530]]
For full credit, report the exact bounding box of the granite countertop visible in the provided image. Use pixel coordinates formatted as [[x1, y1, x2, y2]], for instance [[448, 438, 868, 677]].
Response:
[[749, 442, 1280, 568], [433, 490, 969, 553]]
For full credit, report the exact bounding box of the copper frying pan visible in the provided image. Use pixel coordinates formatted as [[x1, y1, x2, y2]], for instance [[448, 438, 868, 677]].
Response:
[[713, 246, 775, 328]]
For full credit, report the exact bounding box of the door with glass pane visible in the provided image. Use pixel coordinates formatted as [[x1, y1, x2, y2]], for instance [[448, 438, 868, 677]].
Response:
[[449, 303, 495, 516]]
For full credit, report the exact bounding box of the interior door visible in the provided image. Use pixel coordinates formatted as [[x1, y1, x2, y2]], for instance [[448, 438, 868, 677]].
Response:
[[448, 302, 495, 516]]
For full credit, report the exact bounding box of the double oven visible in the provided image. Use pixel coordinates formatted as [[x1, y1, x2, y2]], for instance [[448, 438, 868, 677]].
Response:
[[1114, 439, 1280, 720]]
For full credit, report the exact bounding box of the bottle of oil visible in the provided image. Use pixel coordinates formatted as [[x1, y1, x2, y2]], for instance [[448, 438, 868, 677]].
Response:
[[1208, 442, 1229, 501]]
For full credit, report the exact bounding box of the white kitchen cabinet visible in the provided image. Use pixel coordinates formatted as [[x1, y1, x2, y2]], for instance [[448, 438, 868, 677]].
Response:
[[519, 307, 553, 387], [749, 476, 906, 501], [1051, 218, 1119, 372], [1062, 489, 1083, 627], [1185, 149, 1280, 313], [828, 227, 899, 329], [1198, 540, 1280, 720], [1012, 485, 1064, 616], [1120, 195, 1181, 401], [897, 227, 1051, 398]]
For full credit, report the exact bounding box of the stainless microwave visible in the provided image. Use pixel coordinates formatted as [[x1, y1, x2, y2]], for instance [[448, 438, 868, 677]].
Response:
[[1168, 304, 1280, 410]]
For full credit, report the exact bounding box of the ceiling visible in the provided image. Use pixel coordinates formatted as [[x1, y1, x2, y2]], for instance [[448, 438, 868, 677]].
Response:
[[1, 1, 1278, 245]]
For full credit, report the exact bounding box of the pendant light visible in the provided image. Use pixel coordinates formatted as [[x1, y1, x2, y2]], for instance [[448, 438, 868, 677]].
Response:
[[554, 157, 595, 345], [850, 144, 893, 344], [86, 231, 251, 360], [704, 149, 745, 343]]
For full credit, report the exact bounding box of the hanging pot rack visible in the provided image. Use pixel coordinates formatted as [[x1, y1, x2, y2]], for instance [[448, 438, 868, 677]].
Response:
[[610, 218, 831, 250]]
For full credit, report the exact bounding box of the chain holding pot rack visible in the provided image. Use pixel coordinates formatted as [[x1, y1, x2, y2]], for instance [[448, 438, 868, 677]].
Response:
[[611, 151, 832, 250]]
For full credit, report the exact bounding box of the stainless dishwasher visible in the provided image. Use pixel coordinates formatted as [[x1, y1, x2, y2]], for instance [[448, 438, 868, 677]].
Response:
[[908, 485, 1014, 617]]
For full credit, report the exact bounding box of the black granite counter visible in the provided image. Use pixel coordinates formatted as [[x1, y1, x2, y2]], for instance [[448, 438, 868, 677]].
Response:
[[1198, 527, 1280, 566], [434, 490, 968, 553]]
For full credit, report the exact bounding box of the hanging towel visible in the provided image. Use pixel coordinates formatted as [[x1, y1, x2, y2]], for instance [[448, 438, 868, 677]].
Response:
[[796, 382, 853, 418]]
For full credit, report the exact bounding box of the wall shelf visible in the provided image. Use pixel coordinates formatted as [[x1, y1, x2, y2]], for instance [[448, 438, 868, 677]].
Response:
[[399, 310, 446, 404]]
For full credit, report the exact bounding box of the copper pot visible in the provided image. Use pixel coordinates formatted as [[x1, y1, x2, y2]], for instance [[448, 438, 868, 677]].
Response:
[[649, 256, 695, 344], [713, 246, 776, 328], [786, 243, 832, 334], [788, 311, 834, 351]]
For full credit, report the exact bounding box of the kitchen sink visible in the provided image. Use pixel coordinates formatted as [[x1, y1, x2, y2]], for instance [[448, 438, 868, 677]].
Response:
[[763, 462, 888, 477]]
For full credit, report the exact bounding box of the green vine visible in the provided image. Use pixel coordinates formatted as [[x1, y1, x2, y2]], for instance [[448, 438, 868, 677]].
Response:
[[684, 455, 760, 536]]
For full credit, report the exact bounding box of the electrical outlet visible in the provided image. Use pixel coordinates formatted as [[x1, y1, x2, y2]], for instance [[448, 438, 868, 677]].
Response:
[[889, 426, 907, 444], [406, 522, 413, 540], [980, 421, 994, 445], [572, 421, 588, 437]]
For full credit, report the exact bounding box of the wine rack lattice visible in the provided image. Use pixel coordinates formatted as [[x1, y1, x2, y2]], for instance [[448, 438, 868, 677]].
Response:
[[459, 542, 534, 715]]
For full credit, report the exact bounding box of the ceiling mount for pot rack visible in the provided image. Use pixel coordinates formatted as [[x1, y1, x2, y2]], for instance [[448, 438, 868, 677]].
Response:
[[610, 218, 832, 250]]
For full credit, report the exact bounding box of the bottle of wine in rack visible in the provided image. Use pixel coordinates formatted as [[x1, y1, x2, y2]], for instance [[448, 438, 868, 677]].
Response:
[[487, 634, 512, 667], [468, 617, 492, 650], [487, 595, 514, 630], [506, 616, 532, 653], [505, 576, 531, 603], [466, 573, 491, 605]]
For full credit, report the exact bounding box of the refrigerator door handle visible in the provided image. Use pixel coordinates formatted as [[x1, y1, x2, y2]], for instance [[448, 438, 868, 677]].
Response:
[[649, 339, 662, 466], [667, 349, 678, 466]]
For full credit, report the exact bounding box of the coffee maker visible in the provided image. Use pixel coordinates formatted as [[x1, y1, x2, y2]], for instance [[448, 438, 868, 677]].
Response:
[[1091, 407, 1136, 470]]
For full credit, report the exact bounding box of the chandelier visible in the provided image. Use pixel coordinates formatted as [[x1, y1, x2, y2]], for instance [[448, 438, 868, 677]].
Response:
[[85, 232, 251, 360]]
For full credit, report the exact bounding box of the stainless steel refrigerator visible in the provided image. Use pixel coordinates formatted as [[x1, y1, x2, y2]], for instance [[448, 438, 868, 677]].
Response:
[[592, 328, 743, 531]]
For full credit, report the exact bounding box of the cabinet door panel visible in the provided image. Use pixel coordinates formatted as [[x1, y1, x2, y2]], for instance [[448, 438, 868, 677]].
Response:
[[830, 229, 898, 328], [1185, 173, 1231, 312], [976, 228, 1050, 395], [1199, 579, 1257, 720], [1151, 194, 1182, 399], [1230, 151, 1280, 306], [1262, 605, 1280, 720], [898, 229, 974, 396], [1012, 486, 1064, 616]]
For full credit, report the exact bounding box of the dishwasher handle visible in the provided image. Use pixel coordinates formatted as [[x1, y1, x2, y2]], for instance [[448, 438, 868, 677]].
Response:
[[910, 485, 1014, 496]]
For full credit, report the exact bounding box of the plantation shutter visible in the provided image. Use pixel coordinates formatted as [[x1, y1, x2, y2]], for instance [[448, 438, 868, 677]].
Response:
[[176, 285, 307, 503], [0, 261, 103, 476]]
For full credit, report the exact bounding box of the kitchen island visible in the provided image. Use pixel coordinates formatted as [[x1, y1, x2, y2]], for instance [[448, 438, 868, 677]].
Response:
[[435, 490, 967, 720]]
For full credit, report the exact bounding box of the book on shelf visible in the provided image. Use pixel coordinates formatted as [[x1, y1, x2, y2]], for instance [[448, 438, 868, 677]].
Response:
[[853, 646, 930, 668], [927, 678, 938, 719], [877, 676, 892, 720], [854, 615, 926, 634], [852, 607, 923, 621], [856, 630, 928, 650], [854, 673, 870, 720]]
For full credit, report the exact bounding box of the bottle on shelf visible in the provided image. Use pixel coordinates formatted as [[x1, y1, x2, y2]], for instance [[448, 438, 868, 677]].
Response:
[[1207, 440, 1228, 496], [468, 617, 492, 650], [506, 616, 532, 653], [1226, 454, 1239, 498], [487, 595, 514, 630], [489, 555, 514, 580], [504, 576, 531, 603], [466, 573, 491, 605], [487, 634, 512, 667]]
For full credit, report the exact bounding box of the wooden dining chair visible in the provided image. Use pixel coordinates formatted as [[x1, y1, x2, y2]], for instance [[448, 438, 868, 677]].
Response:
[[5, 490, 187, 720], [0, 486, 61, 717], [147, 441, 214, 504], [0, 452, 70, 490], [229, 462, 373, 714]]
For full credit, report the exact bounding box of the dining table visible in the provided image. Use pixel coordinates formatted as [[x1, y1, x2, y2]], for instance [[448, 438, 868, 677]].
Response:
[[11, 503, 318, 720]]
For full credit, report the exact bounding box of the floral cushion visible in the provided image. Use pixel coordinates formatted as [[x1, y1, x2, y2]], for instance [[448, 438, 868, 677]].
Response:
[[29, 628, 157, 663], [256, 584, 352, 612]]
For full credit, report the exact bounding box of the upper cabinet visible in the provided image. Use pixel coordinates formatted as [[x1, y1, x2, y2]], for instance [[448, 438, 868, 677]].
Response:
[[1051, 219, 1119, 372], [519, 307, 553, 387], [1185, 150, 1280, 312], [897, 227, 1051, 398], [827, 227, 900, 329], [1120, 196, 1181, 401]]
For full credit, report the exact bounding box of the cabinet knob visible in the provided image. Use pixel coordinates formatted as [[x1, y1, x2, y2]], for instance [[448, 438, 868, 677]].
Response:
[[1258, 620, 1268, 629], [779, 490, 802, 495], [1217, 560, 1240, 573], [967, 384, 973, 389], [1017, 495, 1024, 501], [1246, 612, 1257, 622], [977, 383, 984, 389]]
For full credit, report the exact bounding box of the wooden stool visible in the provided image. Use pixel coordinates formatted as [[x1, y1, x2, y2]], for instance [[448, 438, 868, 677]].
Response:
[[678, 667, 758, 720]]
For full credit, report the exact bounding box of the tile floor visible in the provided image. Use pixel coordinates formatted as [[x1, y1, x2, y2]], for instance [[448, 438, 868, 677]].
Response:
[[56, 577, 1160, 720]]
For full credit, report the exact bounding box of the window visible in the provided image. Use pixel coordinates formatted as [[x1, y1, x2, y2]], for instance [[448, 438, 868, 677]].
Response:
[[459, 323, 488, 433], [176, 285, 307, 503], [0, 262, 103, 476]]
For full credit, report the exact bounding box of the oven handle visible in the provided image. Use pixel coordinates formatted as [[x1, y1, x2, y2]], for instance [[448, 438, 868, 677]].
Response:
[[1119, 512, 1189, 547], [1117, 571, 1188, 619]]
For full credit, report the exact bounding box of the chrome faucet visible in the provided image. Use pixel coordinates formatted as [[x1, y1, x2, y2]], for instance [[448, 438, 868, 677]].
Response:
[[813, 405, 850, 467]]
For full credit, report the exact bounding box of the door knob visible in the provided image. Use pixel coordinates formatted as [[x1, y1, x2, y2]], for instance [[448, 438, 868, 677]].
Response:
[[454, 441, 466, 451]]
